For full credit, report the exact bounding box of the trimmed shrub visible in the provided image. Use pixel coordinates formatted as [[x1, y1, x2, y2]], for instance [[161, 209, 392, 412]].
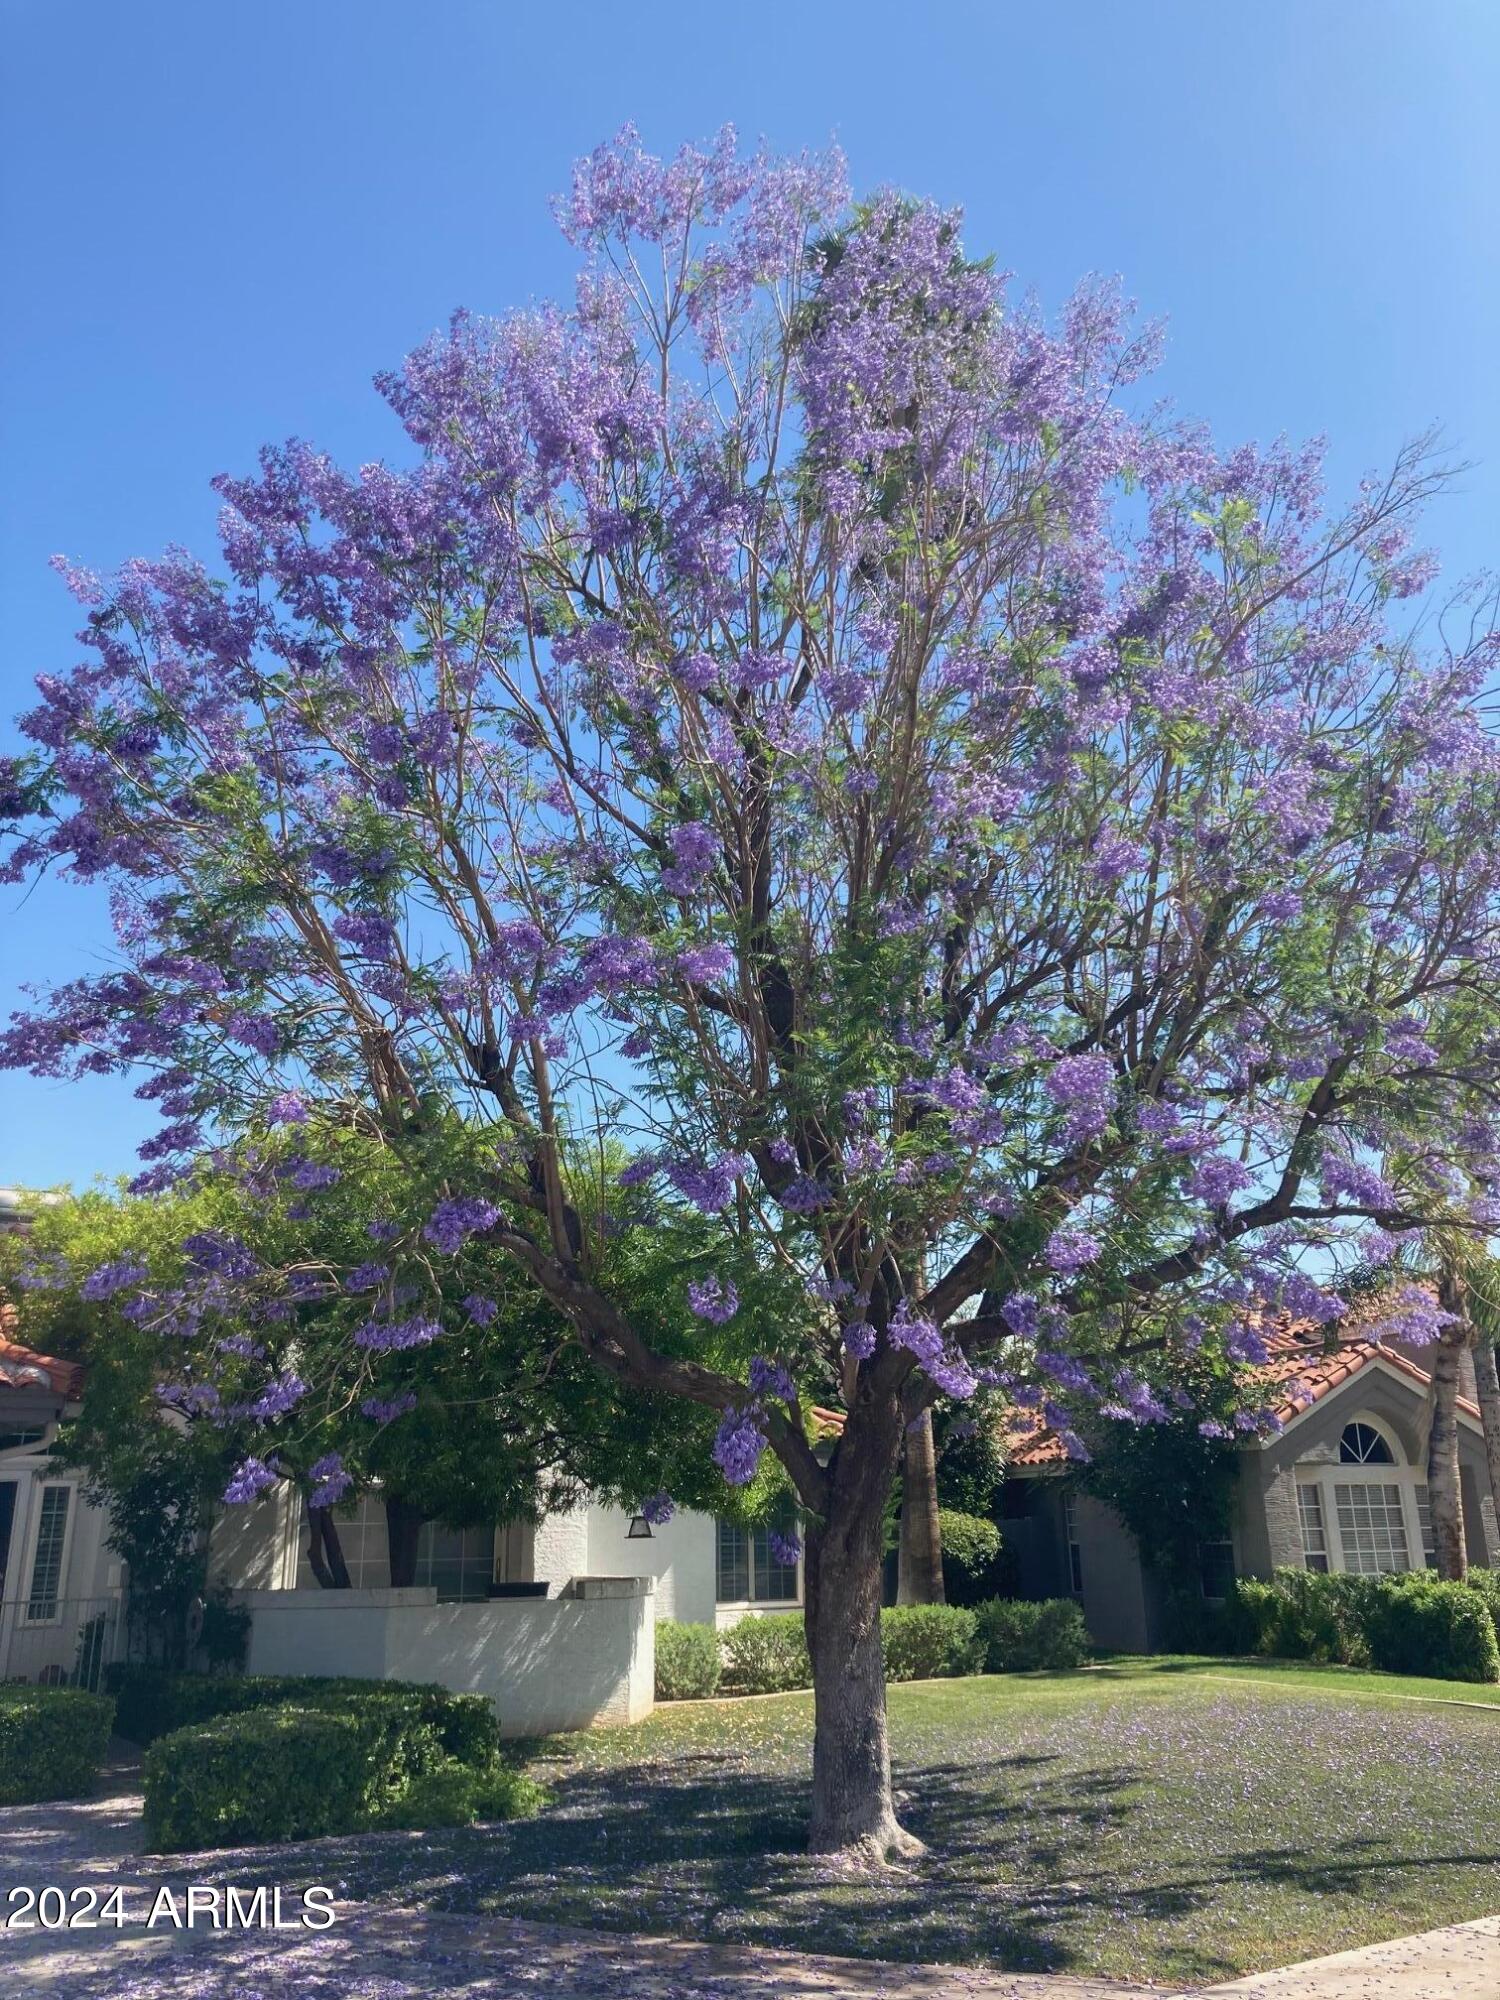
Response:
[[973, 1597, 1090, 1672], [141, 1675, 514, 1851], [937, 1511, 1007, 1607], [145, 1704, 411, 1850], [1363, 1575, 1500, 1684], [719, 1612, 811, 1694], [880, 1603, 982, 1680], [0, 1687, 115, 1805], [655, 1619, 721, 1701], [374, 1756, 548, 1830], [107, 1666, 498, 1763], [1225, 1569, 1374, 1665], [1464, 1567, 1500, 1633]]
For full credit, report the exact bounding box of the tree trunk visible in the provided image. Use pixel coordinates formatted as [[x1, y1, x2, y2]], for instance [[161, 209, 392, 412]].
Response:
[[385, 1496, 425, 1589], [803, 1401, 924, 1864], [897, 1409, 945, 1605], [1426, 1297, 1467, 1579], [1472, 1332, 1500, 1518], [307, 1505, 352, 1589]]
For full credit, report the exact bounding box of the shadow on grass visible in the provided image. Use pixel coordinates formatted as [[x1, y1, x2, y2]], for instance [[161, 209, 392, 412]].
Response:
[[130, 1721, 1500, 1990]]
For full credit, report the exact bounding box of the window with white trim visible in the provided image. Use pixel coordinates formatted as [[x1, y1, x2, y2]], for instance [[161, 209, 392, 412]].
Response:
[[1295, 1415, 1435, 1577], [1340, 1421, 1394, 1465], [26, 1484, 71, 1621], [715, 1515, 799, 1605], [1333, 1481, 1411, 1574], [1296, 1482, 1329, 1572]]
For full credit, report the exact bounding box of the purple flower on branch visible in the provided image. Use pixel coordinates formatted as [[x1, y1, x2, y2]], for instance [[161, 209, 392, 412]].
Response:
[[687, 1273, 739, 1323], [713, 1405, 767, 1487], [423, 1196, 501, 1253], [81, 1257, 149, 1301], [224, 1456, 280, 1505], [308, 1452, 352, 1508], [1045, 1229, 1102, 1275]]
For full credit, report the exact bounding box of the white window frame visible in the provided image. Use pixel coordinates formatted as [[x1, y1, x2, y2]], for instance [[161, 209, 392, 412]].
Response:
[[1294, 1414, 1435, 1578], [20, 1479, 77, 1626], [714, 1516, 803, 1609]]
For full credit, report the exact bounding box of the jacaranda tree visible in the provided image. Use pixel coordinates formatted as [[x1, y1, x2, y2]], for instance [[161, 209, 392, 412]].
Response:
[[5, 126, 1500, 1859]]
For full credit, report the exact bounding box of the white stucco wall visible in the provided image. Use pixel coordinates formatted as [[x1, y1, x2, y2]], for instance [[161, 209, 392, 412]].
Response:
[[239, 1576, 655, 1736], [580, 1502, 719, 1625]]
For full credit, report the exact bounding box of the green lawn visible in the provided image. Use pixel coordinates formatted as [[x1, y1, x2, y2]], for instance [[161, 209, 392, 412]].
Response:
[[318, 1660, 1500, 1989]]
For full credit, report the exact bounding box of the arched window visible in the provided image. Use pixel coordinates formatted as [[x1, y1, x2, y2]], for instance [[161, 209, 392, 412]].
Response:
[[1339, 1421, 1395, 1465]]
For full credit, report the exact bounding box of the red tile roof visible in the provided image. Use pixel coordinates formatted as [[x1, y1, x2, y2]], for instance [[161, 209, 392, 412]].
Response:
[[0, 1305, 85, 1400], [1000, 1290, 1478, 1472]]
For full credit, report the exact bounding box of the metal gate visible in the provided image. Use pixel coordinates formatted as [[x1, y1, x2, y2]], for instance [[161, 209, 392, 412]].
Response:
[[0, 1595, 124, 1692]]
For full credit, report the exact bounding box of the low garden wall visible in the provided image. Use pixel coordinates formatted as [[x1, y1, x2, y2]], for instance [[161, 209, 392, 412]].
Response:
[[238, 1576, 655, 1735]]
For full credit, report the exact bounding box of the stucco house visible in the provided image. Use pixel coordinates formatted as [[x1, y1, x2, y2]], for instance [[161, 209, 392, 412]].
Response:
[[1001, 1310, 1500, 1652], [0, 1320, 122, 1687], [4, 1289, 1498, 1697]]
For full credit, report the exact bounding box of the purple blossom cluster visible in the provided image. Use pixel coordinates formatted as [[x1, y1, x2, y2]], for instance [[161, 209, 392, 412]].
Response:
[[423, 1196, 501, 1253], [712, 1405, 768, 1487], [888, 1304, 977, 1400], [1042, 1053, 1117, 1147], [224, 1456, 280, 1505], [80, 1256, 148, 1301], [308, 1452, 352, 1508], [748, 1354, 794, 1403], [687, 1273, 739, 1323], [354, 1313, 443, 1351], [360, 1391, 418, 1425], [1045, 1229, 1102, 1276]]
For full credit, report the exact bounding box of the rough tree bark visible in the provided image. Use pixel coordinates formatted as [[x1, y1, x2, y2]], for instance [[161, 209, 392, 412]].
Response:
[[1472, 1331, 1500, 1519], [306, 1505, 352, 1589], [803, 1397, 924, 1863], [384, 1496, 425, 1589], [897, 1408, 946, 1605], [1427, 1276, 1468, 1579]]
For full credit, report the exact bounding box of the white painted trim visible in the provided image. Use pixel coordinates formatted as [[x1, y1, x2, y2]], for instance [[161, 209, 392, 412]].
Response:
[[16, 1476, 78, 1627], [1263, 1354, 1483, 1450], [1293, 1410, 1436, 1576]]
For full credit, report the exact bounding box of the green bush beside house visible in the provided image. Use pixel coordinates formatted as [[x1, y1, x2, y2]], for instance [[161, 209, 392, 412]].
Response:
[[1223, 1567, 1500, 1683], [0, 1688, 115, 1805], [657, 1598, 1086, 1701]]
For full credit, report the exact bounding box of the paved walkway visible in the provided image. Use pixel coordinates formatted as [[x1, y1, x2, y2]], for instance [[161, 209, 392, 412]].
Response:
[[4, 1760, 1498, 1999]]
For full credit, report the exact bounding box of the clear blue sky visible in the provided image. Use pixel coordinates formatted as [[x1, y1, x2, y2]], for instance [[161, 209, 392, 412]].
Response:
[[3, 0, 1497, 1189]]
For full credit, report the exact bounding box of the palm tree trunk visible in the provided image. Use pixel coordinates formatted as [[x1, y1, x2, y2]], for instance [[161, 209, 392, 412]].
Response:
[[1472, 1332, 1500, 1520], [897, 1408, 946, 1605], [1427, 1280, 1468, 1579]]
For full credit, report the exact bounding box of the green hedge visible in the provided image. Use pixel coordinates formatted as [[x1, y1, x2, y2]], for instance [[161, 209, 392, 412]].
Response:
[[1363, 1576, 1499, 1683], [142, 1678, 516, 1852], [0, 1687, 115, 1805], [107, 1667, 497, 1763], [720, 1613, 812, 1694], [880, 1603, 982, 1680], [973, 1597, 1090, 1672], [1224, 1569, 1374, 1665], [655, 1619, 722, 1701], [1225, 1567, 1500, 1683], [937, 1511, 1007, 1607]]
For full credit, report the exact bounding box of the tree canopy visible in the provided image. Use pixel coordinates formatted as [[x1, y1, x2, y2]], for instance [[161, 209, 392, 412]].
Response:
[[5, 125, 1499, 1854]]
